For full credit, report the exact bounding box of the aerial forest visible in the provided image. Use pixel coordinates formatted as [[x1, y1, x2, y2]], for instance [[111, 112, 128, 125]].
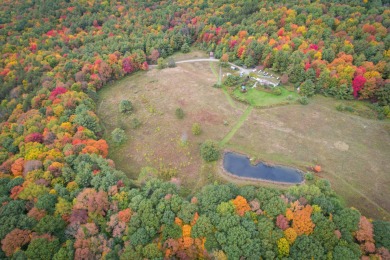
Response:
[[0, 0, 389, 259]]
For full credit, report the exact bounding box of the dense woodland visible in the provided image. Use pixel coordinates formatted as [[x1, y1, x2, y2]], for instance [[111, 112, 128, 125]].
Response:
[[0, 0, 389, 259]]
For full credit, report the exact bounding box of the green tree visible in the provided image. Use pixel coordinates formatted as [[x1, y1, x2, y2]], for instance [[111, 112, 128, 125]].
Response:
[[323, 48, 335, 62], [200, 140, 220, 162], [142, 243, 162, 259], [25, 238, 60, 260], [332, 242, 361, 259], [191, 215, 214, 238], [53, 240, 74, 260], [373, 220, 390, 250], [288, 63, 305, 84], [35, 193, 57, 214], [162, 224, 182, 241], [178, 201, 198, 223], [263, 196, 287, 218], [334, 208, 361, 242], [300, 79, 316, 97], [111, 128, 127, 144], [119, 100, 133, 114], [181, 43, 190, 53], [74, 110, 102, 134], [290, 235, 326, 260], [34, 215, 66, 241]]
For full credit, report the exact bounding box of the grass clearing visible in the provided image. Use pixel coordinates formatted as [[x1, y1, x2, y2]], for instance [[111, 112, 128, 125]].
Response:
[[98, 58, 390, 220], [98, 62, 246, 184], [232, 87, 299, 107]]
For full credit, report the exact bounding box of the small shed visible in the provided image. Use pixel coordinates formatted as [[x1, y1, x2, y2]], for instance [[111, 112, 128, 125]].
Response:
[[209, 52, 214, 58], [241, 85, 247, 93]]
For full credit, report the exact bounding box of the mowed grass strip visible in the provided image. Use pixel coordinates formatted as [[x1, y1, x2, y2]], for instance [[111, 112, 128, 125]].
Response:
[[220, 106, 253, 146]]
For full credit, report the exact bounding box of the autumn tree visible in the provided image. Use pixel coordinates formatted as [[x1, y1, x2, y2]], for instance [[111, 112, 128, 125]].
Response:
[[355, 216, 375, 254], [1, 228, 31, 257]]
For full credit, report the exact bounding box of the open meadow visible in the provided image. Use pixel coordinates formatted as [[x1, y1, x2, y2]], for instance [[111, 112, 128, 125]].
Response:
[[98, 60, 390, 220]]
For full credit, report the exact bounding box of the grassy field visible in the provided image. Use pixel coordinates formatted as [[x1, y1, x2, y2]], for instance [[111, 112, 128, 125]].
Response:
[[98, 62, 247, 192], [98, 58, 390, 220], [232, 87, 299, 107], [227, 96, 390, 219]]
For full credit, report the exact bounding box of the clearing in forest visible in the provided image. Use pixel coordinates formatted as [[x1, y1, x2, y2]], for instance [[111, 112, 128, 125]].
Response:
[[97, 59, 390, 220]]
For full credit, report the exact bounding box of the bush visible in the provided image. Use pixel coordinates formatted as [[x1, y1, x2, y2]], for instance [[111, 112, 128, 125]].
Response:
[[130, 118, 141, 129], [157, 58, 166, 69], [119, 100, 133, 114], [175, 108, 185, 119], [336, 104, 355, 113], [336, 104, 344, 111], [273, 88, 282, 96], [192, 123, 202, 136], [223, 75, 240, 87], [298, 96, 309, 105], [167, 58, 176, 68], [200, 140, 220, 162], [305, 173, 314, 181], [111, 128, 127, 144]]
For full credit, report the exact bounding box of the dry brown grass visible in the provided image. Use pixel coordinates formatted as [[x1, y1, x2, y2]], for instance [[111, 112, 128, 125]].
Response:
[[98, 62, 246, 191]]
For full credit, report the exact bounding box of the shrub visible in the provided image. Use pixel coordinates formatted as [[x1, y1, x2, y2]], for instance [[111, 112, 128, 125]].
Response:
[[200, 140, 220, 162], [336, 104, 344, 111], [158, 166, 177, 180], [111, 128, 127, 144], [344, 106, 354, 112], [305, 173, 314, 181], [167, 58, 176, 68], [130, 118, 141, 129], [223, 75, 240, 87], [175, 108, 185, 119], [298, 96, 309, 105], [273, 88, 282, 96], [119, 100, 133, 114], [192, 123, 202, 136], [157, 58, 166, 69]]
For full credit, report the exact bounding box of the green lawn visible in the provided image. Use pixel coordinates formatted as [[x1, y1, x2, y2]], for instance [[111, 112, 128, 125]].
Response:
[[233, 87, 299, 107]]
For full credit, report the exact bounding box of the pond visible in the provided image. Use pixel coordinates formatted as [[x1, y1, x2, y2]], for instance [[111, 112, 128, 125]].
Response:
[[223, 152, 304, 184]]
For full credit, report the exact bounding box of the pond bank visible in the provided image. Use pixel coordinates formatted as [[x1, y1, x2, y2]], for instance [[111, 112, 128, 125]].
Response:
[[221, 151, 305, 185]]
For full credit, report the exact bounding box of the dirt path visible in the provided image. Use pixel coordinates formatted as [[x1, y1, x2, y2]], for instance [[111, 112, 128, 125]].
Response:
[[220, 106, 253, 146]]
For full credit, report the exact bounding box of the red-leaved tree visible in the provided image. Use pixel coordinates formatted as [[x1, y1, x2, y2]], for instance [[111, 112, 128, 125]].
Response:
[[352, 75, 367, 98]]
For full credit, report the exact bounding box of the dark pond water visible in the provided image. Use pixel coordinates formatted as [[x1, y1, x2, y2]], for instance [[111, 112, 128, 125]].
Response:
[[223, 152, 303, 184]]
